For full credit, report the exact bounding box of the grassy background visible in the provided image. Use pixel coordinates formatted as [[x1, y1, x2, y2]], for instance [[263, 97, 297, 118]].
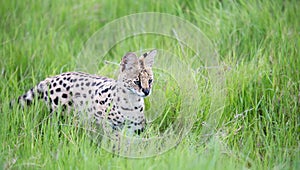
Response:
[[1, 0, 299, 169]]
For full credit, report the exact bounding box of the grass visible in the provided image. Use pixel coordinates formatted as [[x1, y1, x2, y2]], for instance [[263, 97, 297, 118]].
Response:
[[1, 0, 299, 169]]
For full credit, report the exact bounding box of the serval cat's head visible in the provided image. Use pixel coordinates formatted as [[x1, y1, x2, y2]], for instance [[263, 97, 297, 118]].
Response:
[[118, 49, 157, 97]]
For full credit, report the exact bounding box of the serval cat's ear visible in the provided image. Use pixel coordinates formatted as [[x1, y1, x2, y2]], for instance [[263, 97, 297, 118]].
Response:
[[120, 52, 139, 72], [141, 49, 156, 68]]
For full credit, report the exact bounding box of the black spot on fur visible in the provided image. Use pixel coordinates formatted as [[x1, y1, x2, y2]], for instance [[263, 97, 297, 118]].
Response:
[[99, 85, 104, 89], [101, 88, 109, 93], [134, 128, 144, 135], [121, 106, 133, 111], [25, 99, 32, 105], [38, 92, 44, 99], [62, 93, 68, 98], [53, 97, 59, 105], [56, 88, 61, 92]]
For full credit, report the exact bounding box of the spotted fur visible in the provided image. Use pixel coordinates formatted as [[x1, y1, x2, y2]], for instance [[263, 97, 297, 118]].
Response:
[[16, 50, 157, 135]]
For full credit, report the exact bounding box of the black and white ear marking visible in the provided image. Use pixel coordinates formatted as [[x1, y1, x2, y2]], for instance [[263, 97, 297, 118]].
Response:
[[120, 52, 139, 72], [142, 49, 157, 67]]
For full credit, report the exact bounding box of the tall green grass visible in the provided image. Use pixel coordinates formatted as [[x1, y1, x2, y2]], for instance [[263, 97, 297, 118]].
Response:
[[1, 0, 299, 169]]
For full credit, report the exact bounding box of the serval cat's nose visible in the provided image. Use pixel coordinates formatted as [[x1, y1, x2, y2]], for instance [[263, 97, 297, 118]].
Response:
[[142, 88, 150, 96]]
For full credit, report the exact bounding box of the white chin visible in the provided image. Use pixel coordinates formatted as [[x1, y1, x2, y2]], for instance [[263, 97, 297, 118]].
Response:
[[129, 89, 146, 97], [135, 92, 146, 97]]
